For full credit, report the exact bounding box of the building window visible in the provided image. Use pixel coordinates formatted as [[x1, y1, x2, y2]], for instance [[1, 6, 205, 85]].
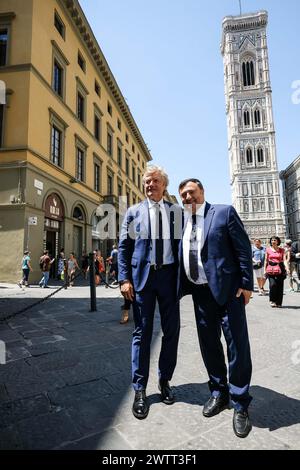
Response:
[[254, 109, 261, 126], [117, 119, 121, 131], [132, 164, 136, 184], [76, 147, 85, 182], [73, 206, 84, 221], [132, 144, 135, 153], [94, 163, 100, 192], [125, 133, 129, 143], [118, 182, 122, 196], [242, 59, 255, 87], [51, 126, 62, 166], [0, 28, 8, 66], [94, 114, 101, 142], [138, 172, 141, 190], [78, 51, 86, 72], [246, 148, 253, 165], [257, 147, 264, 164], [95, 80, 101, 96], [132, 194, 136, 205], [126, 189, 130, 206], [117, 144, 122, 167], [107, 131, 113, 156], [53, 59, 63, 97], [125, 157, 130, 176], [0, 104, 4, 147], [54, 11, 65, 39], [137, 153, 140, 162], [107, 174, 113, 195], [107, 101, 112, 116], [77, 92, 85, 123], [243, 110, 250, 127]]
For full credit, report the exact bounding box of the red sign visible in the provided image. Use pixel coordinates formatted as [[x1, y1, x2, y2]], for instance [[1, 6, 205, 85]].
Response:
[[44, 194, 64, 221]]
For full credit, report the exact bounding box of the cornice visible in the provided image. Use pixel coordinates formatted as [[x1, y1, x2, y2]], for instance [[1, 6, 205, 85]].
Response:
[[280, 155, 300, 179], [62, 0, 152, 162]]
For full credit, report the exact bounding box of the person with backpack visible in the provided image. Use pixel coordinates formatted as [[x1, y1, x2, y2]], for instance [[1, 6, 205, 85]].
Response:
[[39, 250, 54, 288]]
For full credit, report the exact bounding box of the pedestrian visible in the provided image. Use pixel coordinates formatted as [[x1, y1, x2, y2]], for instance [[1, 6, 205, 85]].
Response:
[[57, 248, 65, 280], [178, 178, 253, 438], [67, 252, 79, 286], [118, 165, 182, 419], [39, 250, 54, 288], [265, 236, 286, 308], [19, 250, 33, 288], [252, 238, 266, 295], [80, 251, 89, 280], [107, 245, 119, 285], [284, 240, 300, 292]]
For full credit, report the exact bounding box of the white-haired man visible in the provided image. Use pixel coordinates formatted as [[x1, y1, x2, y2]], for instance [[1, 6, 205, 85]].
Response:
[[118, 165, 182, 419]]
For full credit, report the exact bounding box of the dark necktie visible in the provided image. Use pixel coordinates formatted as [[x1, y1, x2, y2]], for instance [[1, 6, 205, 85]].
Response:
[[154, 204, 163, 267], [189, 214, 198, 281]]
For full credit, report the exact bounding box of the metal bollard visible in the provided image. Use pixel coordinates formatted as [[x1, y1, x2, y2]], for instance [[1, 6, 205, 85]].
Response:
[[89, 252, 97, 311]]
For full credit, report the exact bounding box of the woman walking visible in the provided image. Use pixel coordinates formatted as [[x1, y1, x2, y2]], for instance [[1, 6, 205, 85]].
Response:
[[265, 236, 286, 308]]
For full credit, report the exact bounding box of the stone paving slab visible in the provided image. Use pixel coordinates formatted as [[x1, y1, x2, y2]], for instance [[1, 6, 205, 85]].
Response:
[[0, 283, 300, 449]]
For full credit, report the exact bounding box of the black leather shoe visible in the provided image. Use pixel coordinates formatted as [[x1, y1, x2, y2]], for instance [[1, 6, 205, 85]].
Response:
[[159, 380, 175, 405], [203, 394, 229, 417], [132, 391, 149, 419], [233, 410, 252, 438]]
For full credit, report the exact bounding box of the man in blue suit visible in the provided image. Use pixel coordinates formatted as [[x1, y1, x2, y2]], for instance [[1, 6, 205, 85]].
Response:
[[118, 165, 181, 419], [178, 178, 253, 438]]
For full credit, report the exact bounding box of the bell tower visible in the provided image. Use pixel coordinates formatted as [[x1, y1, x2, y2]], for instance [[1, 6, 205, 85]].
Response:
[[221, 11, 284, 242]]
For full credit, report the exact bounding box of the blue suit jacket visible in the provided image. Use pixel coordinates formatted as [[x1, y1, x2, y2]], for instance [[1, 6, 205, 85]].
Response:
[[178, 203, 253, 305], [118, 200, 182, 292]]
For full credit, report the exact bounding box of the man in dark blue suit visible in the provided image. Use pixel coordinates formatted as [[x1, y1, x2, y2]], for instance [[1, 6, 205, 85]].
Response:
[[118, 166, 181, 419], [178, 178, 253, 438]]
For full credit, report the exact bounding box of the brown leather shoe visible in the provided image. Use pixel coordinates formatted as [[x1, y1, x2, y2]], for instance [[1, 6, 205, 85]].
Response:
[[120, 309, 129, 324]]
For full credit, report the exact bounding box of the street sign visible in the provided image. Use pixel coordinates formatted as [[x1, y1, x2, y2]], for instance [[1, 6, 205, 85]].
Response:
[[28, 216, 37, 225]]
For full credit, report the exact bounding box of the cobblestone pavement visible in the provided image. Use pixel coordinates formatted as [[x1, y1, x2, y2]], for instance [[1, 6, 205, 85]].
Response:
[[0, 280, 300, 450]]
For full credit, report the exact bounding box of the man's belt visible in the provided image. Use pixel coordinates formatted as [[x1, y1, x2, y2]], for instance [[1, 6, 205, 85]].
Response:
[[150, 263, 175, 271]]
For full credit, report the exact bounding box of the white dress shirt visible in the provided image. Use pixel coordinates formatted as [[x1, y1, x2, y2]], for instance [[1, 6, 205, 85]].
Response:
[[183, 202, 208, 284], [147, 198, 174, 266]]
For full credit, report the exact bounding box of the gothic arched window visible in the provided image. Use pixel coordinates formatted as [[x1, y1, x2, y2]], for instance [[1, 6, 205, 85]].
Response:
[[246, 148, 253, 165], [242, 59, 255, 87], [243, 110, 250, 127], [254, 109, 261, 126], [257, 147, 264, 164]]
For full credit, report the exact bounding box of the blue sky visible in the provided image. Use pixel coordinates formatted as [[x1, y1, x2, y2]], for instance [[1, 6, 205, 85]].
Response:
[[80, 0, 300, 203]]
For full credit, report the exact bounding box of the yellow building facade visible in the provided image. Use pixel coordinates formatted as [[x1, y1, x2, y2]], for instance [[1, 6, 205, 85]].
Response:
[[0, 0, 151, 282]]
